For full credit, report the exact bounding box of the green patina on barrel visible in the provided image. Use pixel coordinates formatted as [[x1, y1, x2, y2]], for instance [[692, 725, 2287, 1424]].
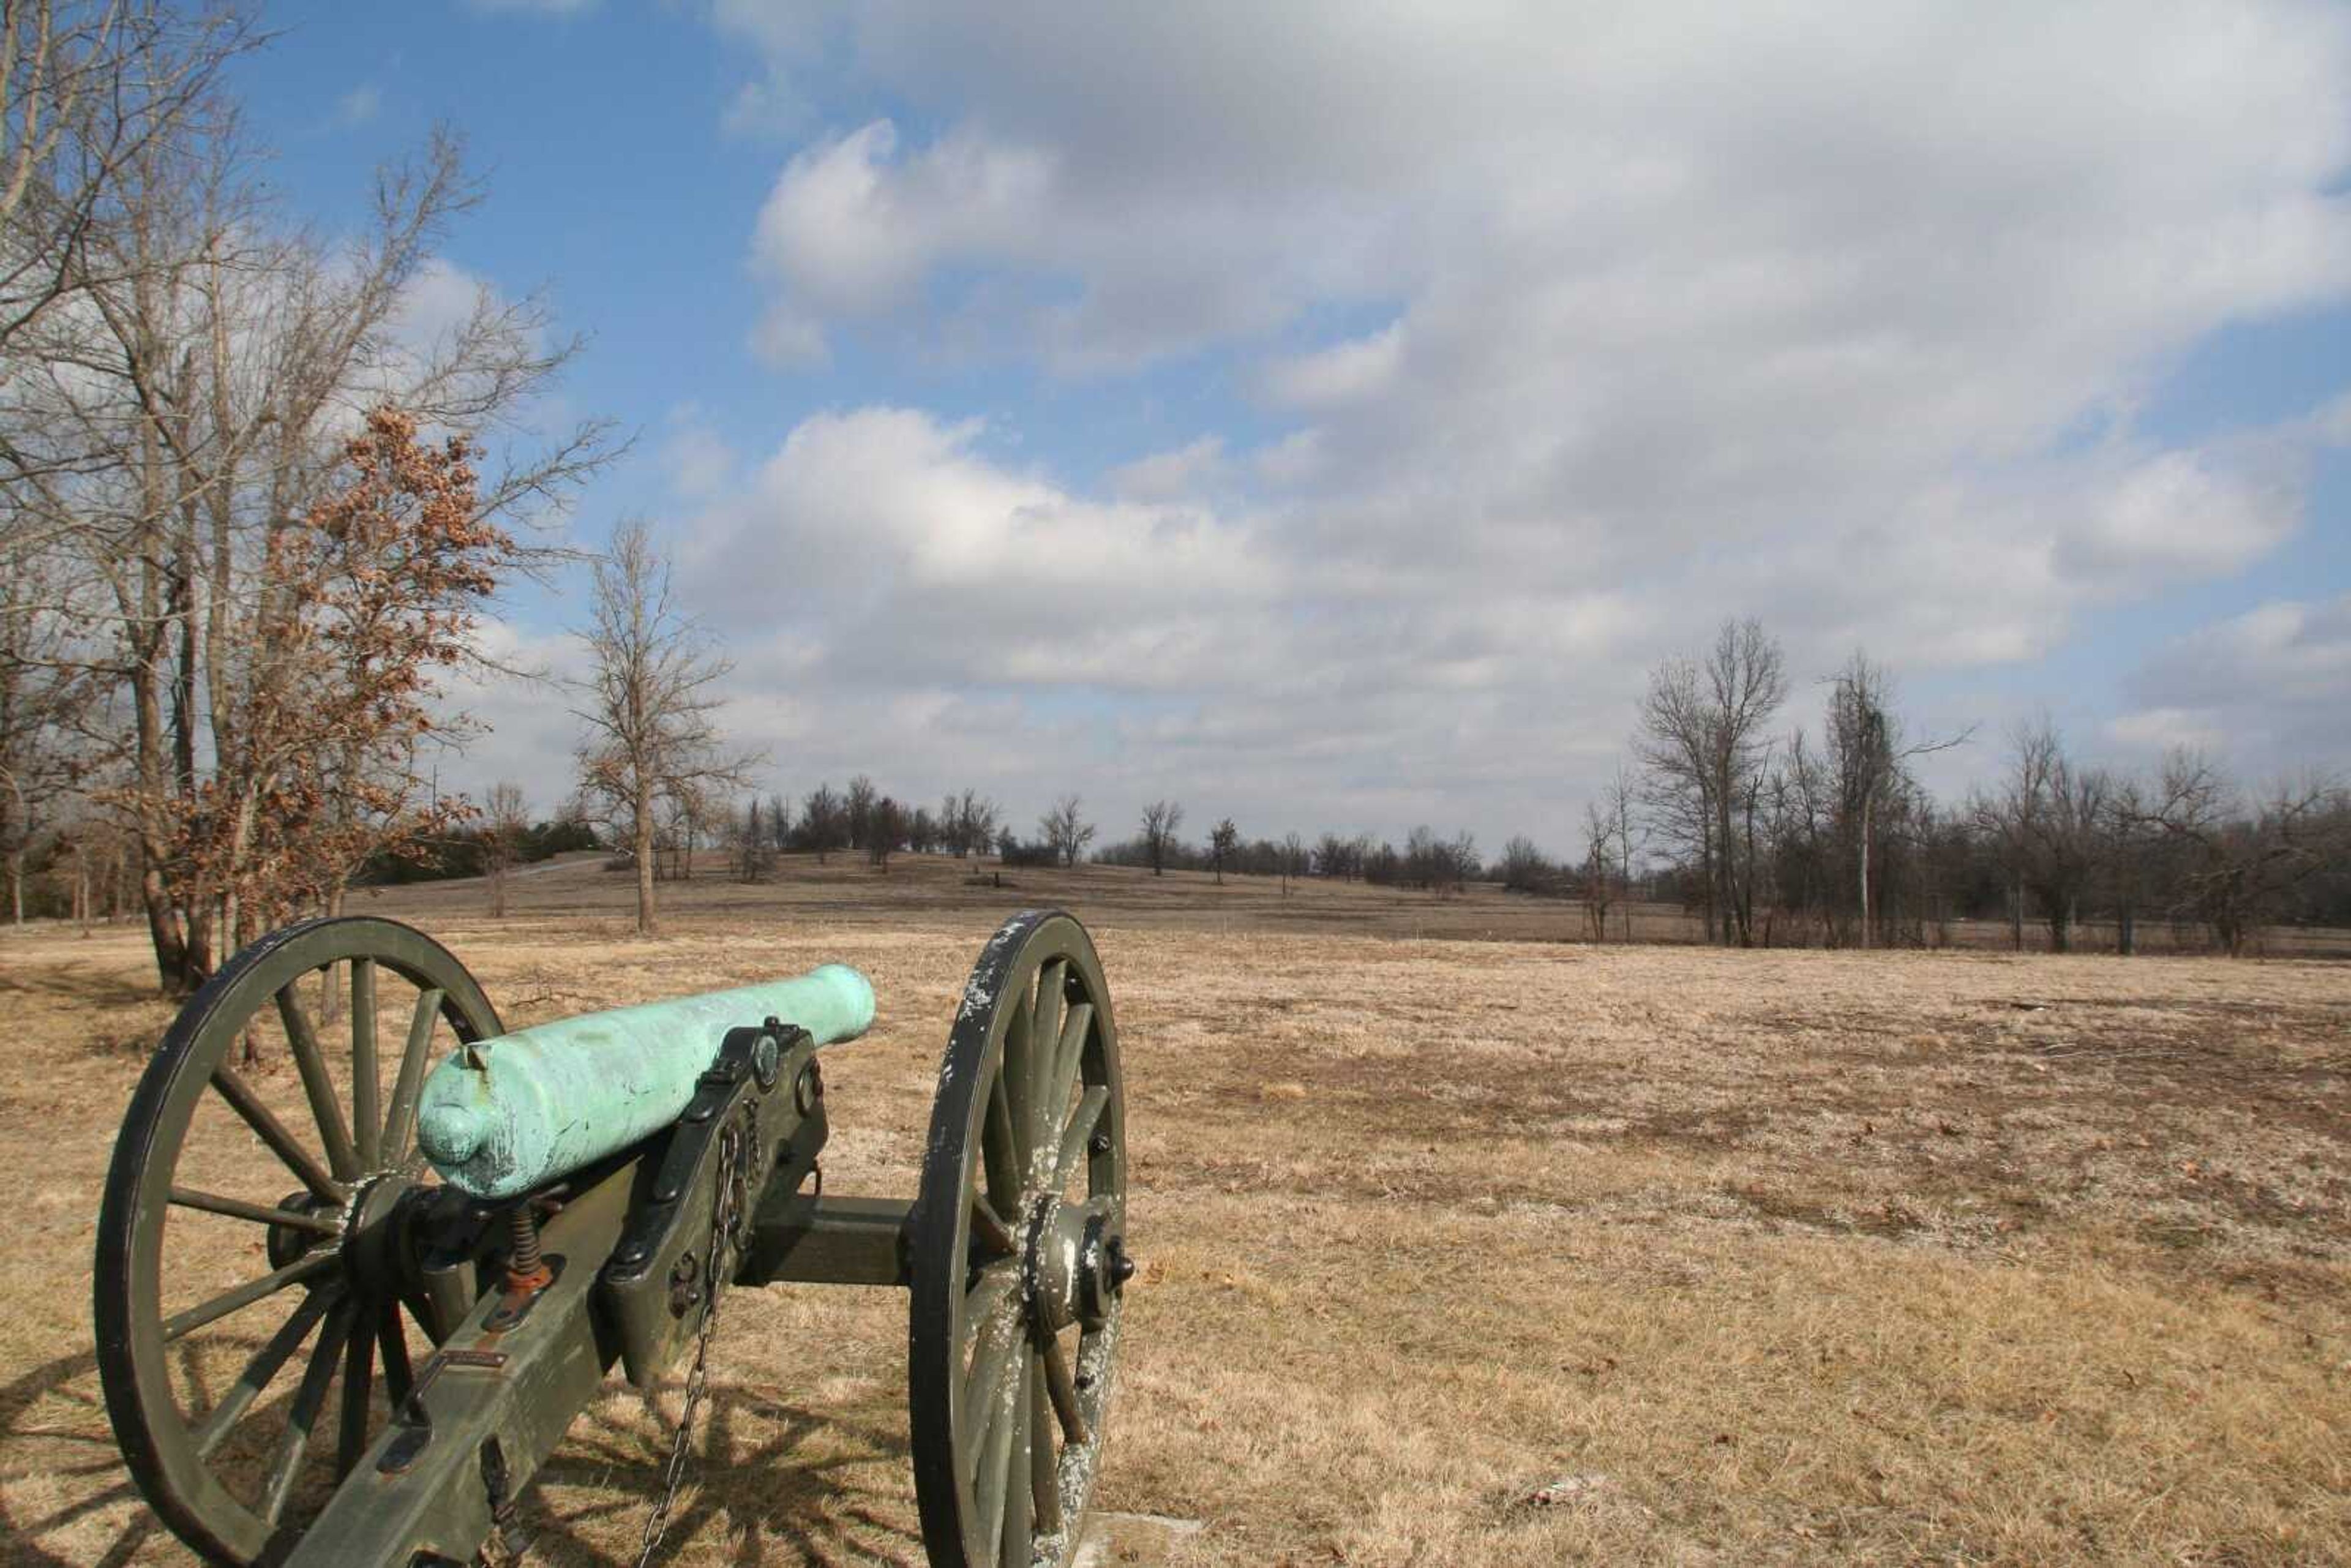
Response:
[[415, 964, 876, 1199]]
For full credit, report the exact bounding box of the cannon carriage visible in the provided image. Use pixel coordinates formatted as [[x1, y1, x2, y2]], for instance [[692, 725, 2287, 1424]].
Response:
[[94, 909, 1131, 1567]]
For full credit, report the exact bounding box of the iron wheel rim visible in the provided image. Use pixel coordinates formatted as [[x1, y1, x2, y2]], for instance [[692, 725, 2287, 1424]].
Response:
[[908, 910, 1129, 1568], [94, 917, 502, 1564]]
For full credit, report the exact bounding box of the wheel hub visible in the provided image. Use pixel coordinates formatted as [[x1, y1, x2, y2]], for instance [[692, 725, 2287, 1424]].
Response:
[[336, 1173, 416, 1297], [265, 1189, 337, 1271], [1022, 1195, 1129, 1334]]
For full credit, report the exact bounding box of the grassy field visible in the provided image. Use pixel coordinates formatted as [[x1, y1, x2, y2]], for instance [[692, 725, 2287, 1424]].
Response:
[[1, 855, 2345, 1565]]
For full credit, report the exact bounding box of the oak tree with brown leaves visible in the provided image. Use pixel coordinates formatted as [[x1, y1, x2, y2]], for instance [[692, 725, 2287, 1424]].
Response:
[[111, 408, 514, 981]]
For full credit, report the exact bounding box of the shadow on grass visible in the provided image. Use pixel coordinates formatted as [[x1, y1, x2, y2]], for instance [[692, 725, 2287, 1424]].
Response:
[[0, 1334, 922, 1568]]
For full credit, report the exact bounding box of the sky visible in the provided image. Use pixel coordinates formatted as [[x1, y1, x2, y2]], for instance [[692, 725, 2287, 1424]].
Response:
[[234, 1, 2351, 856]]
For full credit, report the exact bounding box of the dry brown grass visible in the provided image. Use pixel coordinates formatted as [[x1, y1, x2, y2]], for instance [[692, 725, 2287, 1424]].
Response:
[[1, 857, 2345, 1566]]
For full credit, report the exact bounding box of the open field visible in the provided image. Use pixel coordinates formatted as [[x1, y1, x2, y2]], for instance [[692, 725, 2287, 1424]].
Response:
[[2, 857, 2347, 1565]]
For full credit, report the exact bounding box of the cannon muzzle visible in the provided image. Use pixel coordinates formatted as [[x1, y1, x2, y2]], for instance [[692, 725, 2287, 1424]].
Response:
[[416, 963, 875, 1198]]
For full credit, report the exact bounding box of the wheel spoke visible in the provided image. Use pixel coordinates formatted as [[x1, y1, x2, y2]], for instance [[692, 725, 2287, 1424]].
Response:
[[260, 1298, 353, 1523], [975, 1345, 1022, 1561], [380, 988, 444, 1163], [278, 986, 361, 1182], [967, 1258, 1019, 1324], [971, 1191, 1018, 1259], [190, 1289, 337, 1461], [350, 959, 380, 1168], [163, 1251, 342, 1343], [211, 1067, 344, 1204], [983, 1070, 1023, 1212], [1000, 986, 1035, 1169], [1029, 1351, 1061, 1536], [1054, 1087, 1110, 1193], [1042, 1000, 1092, 1153], [168, 1187, 339, 1235], [1029, 961, 1067, 1152], [376, 1303, 414, 1405], [960, 1306, 1022, 1460], [1039, 1332, 1090, 1448], [1002, 1355, 1034, 1566], [334, 1307, 375, 1479]]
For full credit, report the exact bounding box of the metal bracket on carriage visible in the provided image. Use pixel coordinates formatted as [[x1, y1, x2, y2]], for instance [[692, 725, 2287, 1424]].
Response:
[[599, 1021, 826, 1387]]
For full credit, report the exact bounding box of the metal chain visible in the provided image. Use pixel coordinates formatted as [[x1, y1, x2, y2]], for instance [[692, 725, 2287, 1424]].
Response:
[[632, 1119, 746, 1568], [475, 1120, 748, 1568]]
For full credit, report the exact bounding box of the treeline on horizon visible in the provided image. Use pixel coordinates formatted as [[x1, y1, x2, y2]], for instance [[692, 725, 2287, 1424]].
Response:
[[348, 617, 2351, 959]]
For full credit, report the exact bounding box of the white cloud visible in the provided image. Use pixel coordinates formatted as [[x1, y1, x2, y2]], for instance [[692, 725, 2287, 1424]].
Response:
[[745, 121, 1055, 362], [2105, 707, 2228, 755], [389, 257, 486, 348], [1106, 437, 1227, 502], [2115, 596, 2351, 769], [678, 407, 1277, 694], [335, 84, 381, 127], [1261, 323, 1403, 411], [425, 618, 591, 811], [681, 3, 2351, 844], [660, 405, 737, 500]]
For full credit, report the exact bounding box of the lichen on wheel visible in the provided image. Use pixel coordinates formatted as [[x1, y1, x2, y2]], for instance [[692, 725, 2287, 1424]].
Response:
[[94, 917, 503, 1564], [907, 910, 1131, 1568]]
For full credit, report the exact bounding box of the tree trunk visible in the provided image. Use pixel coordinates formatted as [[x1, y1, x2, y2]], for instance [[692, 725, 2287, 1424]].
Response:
[[141, 858, 193, 994], [1698, 837, 1718, 945], [633, 790, 657, 935], [1856, 790, 1873, 951]]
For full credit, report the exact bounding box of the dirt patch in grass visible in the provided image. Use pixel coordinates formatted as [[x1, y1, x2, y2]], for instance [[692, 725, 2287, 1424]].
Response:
[[1, 866, 2345, 1566]]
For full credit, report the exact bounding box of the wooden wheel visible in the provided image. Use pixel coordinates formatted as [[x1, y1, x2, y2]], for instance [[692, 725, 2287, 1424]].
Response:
[[94, 917, 504, 1564], [909, 910, 1131, 1568]]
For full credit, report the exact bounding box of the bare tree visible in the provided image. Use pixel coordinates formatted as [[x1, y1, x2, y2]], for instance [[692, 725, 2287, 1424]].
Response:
[[868, 794, 904, 872], [0, 2, 253, 362], [1498, 835, 1550, 893], [1825, 652, 1971, 947], [1579, 806, 1616, 940], [1973, 716, 2108, 953], [800, 782, 842, 861], [940, 787, 998, 859], [572, 519, 760, 935], [844, 773, 877, 852], [1311, 831, 1357, 880], [1208, 817, 1238, 884], [737, 795, 776, 883], [1637, 619, 1786, 945], [483, 779, 527, 917], [2132, 753, 2349, 955], [1139, 798, 1183, 876], [0, 535, 86, 921], [1040, 793, 1095, 868], [10, 102, 608, 989], [1281, 830, 1305, 895]]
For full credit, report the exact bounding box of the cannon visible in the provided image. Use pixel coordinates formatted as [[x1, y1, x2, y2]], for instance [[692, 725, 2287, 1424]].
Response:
[[93, 909, 1131, 1567]]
